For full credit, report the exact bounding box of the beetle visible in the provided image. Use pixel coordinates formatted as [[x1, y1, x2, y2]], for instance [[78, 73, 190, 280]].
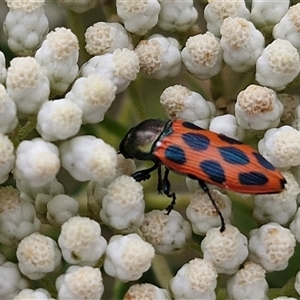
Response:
[[119, 119, 287, 232]]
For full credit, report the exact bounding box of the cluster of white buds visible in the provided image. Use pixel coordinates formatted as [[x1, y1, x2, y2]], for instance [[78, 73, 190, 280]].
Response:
[[1, 0, 300, 299]]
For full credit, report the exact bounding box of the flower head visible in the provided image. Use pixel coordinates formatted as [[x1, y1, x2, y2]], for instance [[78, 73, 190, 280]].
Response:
[[248, 223, 296, 271], [56, 266, 104, 300], [204, 0, 250, 36], [58, 216, 107, 265], [60, 135, 117, 183], [85, 22, 133, 55], [181, 32, 223, 79], [124, 283, 170, 300], [158, 0, 197, 32], [36, 99, 82, 141], [135, 34, 181, 79], [104, 233, 155, 282], [201, 225, 248, 274], [255, 39, 300, 90], [235, 84, 283, 130], [140, 210, 191, 254], [15, 138, 60, 187], [160, 85, 215, 127], [116, 0, 161, 35], [258, 126, 300, 169], [100, 175, 144, 232], [170, 258, 218, 299], [226, 262, 268, 300], [17, 232, 61, 280]]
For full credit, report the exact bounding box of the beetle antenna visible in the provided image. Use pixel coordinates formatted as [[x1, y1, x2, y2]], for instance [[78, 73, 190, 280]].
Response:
[[197, 179, 226, 232]]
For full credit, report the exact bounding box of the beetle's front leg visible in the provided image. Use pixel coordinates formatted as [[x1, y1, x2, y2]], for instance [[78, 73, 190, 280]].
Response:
[[161, 168, 176, 214], [132, 163, 159, 182]]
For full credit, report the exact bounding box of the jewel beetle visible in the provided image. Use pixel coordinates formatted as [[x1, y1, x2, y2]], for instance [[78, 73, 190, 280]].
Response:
[[119, 119, 287, 232]]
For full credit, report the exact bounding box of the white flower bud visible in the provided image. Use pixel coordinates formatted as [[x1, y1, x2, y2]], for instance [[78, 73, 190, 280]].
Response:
[[87, 181, 107, 219], [65, 74, 116, 124], [56, 266, 104, 300], [273, 4, 300, 52], [0, 186, 41, 246], [170, 258, 217, 300], [6, 57, 50, 115], [104, 233, 155, 282], [100, 175, 144, 232], [158, 0, 197, 32], [87, 153, 136, 218], [291, 102, 300, 130], [160, 85, 215, 128], [273, 297, 297, 300], [60, 135, 117, 182], [235, 85, 283, 130], [15, 138, 60, 187], [220, 17, 264, 72], [35, 27, 79, 96], [17, 232, 61, 280], [47, 194, 79, 226], [0, 84, 17, 134], [13, 288, 55, 300], [57, 0, 98, 14], [37, 99, 82, 141], [58, 216, 107, 266], [181, 32, 223, 80], [140, 210, 191, 254], [294, 270, 300, 296], [80, 48, 139, 93], [85, 22, 133, 55], [204, 0, 250, 37], [253, 172, 299, 225], [279, 94, 300, 126], [116, 0, 161, 35], [248, 223, 296, 272], [209, 114, 245, 141], [135, 34, 181, 79], [0, 262, 29, 299], [290, 207, 300, 243], [255, 39, 300, 90], [3, 0, 49, 56], [16, 178, 64, 204], [116, 153, 136, 177], [124, 283, 171, 300], [186, 189, 232, 235], [250, 0, 289, 29], [258, 125, 300, 169], [0, 133, 15, 184], [0, 51, 7, 84], [226, 262, 268, 300], [201, 225, 248, 274]]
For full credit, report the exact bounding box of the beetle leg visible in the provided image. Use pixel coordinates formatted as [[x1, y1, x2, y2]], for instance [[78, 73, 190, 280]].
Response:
[[157, 165, 163, 194], [132, 163, 159, 182], [162, 167, 176, 214], [197, 179, 226, 232]]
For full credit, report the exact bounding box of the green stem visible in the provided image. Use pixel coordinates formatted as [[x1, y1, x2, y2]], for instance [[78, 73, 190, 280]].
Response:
[[151, 255, 173, 290], [127, 78, 148, 120], [66, 10, 90, 65], [267, 278, 299, 299]]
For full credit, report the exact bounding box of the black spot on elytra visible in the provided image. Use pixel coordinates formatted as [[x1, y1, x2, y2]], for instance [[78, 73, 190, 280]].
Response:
[[219, 147, 250, 165], [182, 132, 210, 151], [218, 134, 243, 145], [239, 171, 268, 186], [252, 152, 275, 171], [181, 121, 204, 130], [165, 145, 186, 165], [200, 160, 225, 184]]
